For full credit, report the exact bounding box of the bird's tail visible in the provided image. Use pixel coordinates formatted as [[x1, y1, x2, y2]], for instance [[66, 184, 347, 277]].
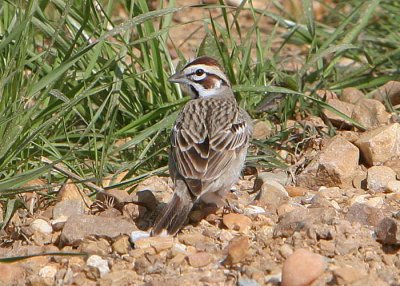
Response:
[[151, 181, 194, 236]]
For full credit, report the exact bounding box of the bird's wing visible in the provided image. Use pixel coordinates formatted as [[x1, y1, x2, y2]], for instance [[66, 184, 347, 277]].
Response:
[[171, 106, 251, 197]]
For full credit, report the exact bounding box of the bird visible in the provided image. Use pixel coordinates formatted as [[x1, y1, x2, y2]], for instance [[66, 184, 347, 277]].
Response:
[[151, 56, 253, 236]]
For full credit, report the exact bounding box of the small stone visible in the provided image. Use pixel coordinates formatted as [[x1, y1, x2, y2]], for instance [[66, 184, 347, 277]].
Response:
[[387, 180, 400, 193], [81, 239, 111, 256], [187, 252, 213, 268], [60, 215, 137, 246], [53, 199, 85, 220], [237, 278, 260, 286], [279, 244, 293, 259], [252, 120, 272, 140], [285, 186, 308, 197], [341, 87, 364, 104], [281, 249, 327, 286], [319, 240, 335, 257], [134, 236, 173, 252], [30, 219, 53, 234], [112, 236, 131, 255], [99, 270, 138, 286], [255, 180, 289, 212], [352, 98, 389, 129], [355, 123, 400, 166], [375, 217, 400, 245], [371, 80, 400, 106], [367, 165, 397, 192], [38, 265, 57, 279], [352, 171, 367, 189], [86, 255, 110, 277], [323, 98, 354, 128], [364, 196, 384, 208], [297, 136, 359, 189], [222, 213, 252, 233], [333, 266, 367, 284], [243, 205, 266, 216], [254, 171, 289, 191], [129, 230, 150, 243], [345, 203, 384, 227], [223, 236, 249, 265]]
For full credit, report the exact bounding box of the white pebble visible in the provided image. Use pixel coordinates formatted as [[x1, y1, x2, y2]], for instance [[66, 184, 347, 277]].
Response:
[[30, 219, 53, 234], [86, 255, 110, 277], [129, 230, 150, 243], [39, 265, 57, 279]]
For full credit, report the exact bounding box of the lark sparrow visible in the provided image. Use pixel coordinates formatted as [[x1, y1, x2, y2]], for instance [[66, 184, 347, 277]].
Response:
[[151, 56, 253, 236]]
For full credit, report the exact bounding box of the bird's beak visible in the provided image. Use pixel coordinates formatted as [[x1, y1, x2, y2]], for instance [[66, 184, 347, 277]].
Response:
[[168, 71, 186, 84]]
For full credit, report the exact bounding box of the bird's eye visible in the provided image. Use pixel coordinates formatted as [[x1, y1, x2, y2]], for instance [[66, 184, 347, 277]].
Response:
[[195, 69, 205, 76]]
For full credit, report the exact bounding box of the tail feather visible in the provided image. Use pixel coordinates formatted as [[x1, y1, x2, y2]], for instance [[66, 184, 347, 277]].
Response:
[[151, 184, 194, 236]]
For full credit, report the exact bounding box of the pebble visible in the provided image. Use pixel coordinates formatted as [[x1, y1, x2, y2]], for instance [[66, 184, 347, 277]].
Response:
[[285, 186, 308, 197], [30, 219, 53, 234], [365, 196, 384, 208], [297, 136, 359, 189], [129, 230, 150, 242], [81, 239, 111, 256], [375, 217, 400, 245], [112, 236, 131, 255], [367, 165, 397, 192], [222, 213, 252, 233], [223, 236, 249, 265], [254, 171, 289, 191], [243, 205, 266, 215], [279, 244, 293, 259], [355, 123, 400, 166], [86, 255, 110, 277], [237, 278, 260, 286], [134, 236, 174, 252], [38, 265, 57, 279], [281, 248, 327, 286], [255, 180, 289, 211], [188, 252, 213, 268]]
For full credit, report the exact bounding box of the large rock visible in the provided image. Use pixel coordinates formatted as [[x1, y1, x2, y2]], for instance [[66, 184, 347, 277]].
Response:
[[371, 80, 400, 106], [352, 99, 390, 129], [355, 123, 400, 166], [60, 215, 137, 246], [297, 136, 359, 189]]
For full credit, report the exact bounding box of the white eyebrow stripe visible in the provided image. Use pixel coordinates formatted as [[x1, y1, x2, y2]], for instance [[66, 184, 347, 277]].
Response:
[[184, 64, 230, 86]]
